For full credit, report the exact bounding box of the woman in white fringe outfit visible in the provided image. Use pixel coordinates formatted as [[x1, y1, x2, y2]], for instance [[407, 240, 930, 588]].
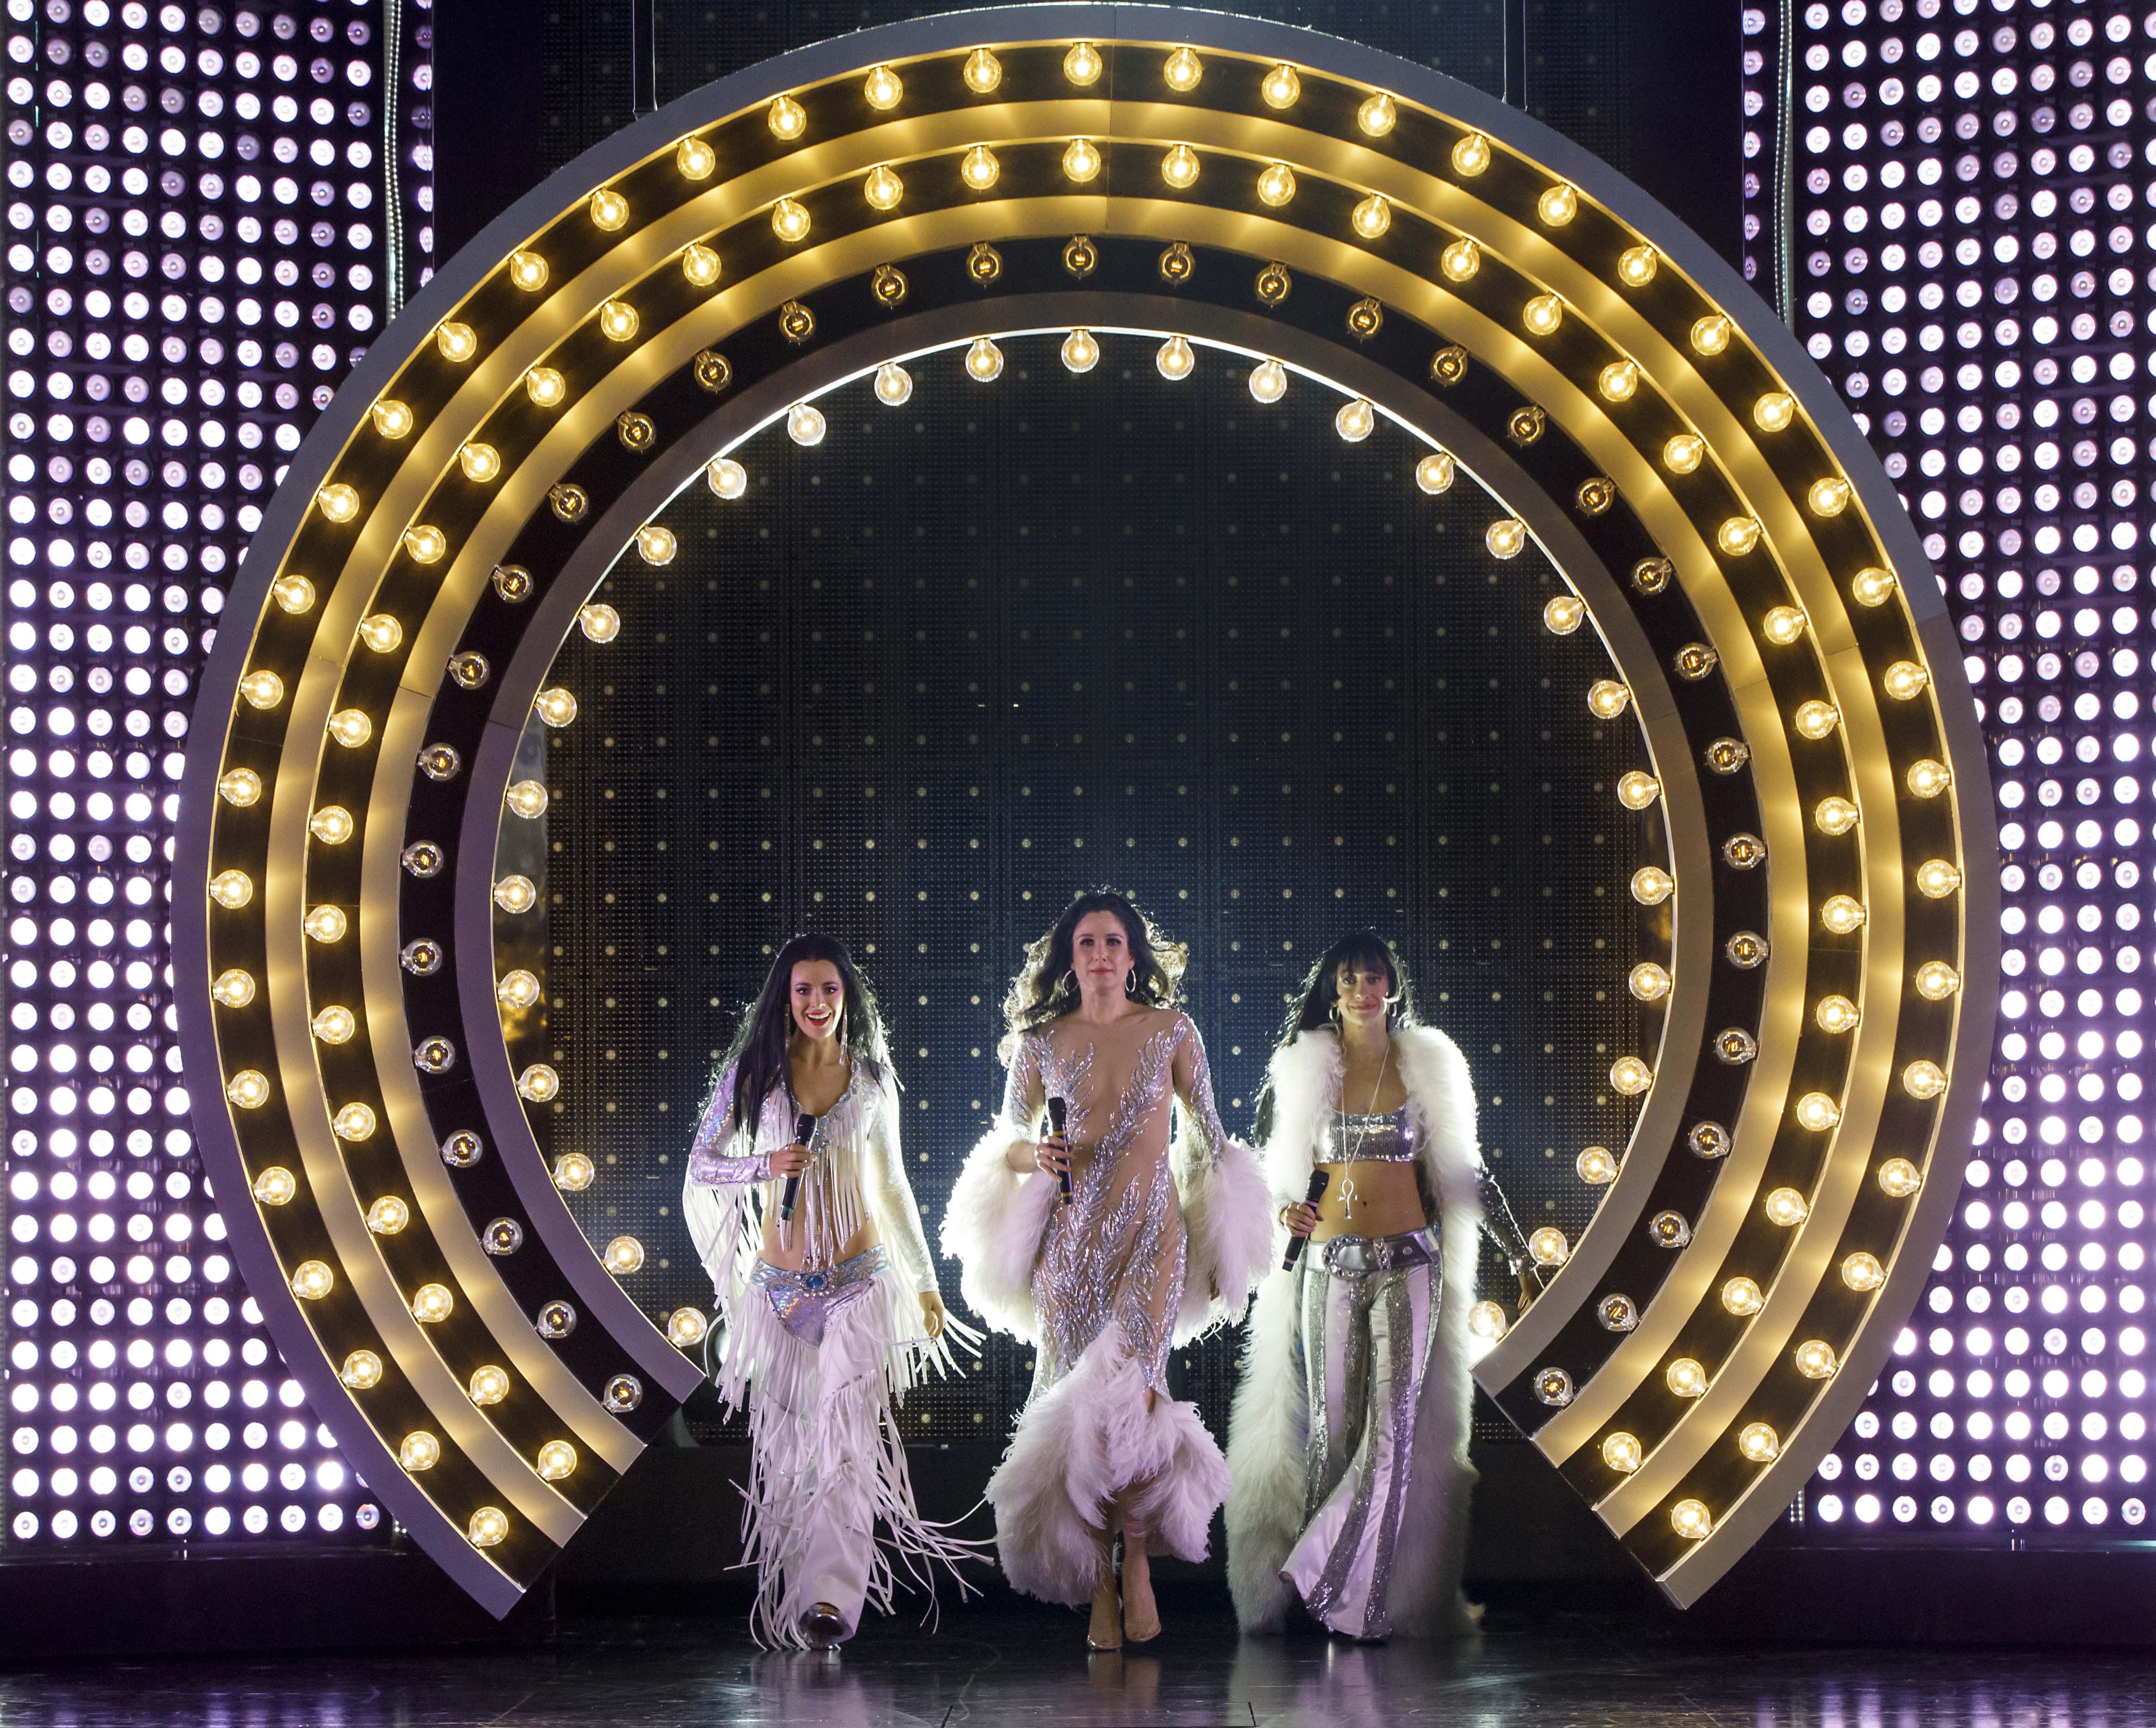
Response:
[[941, 891, 1272, 1651], [1224, 932, 1540, 1643], [683, 933, 980, 1650]]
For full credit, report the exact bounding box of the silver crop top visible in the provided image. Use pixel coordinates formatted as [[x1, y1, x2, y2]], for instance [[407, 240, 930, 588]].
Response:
[[1316, 1107, 1419, 1165]]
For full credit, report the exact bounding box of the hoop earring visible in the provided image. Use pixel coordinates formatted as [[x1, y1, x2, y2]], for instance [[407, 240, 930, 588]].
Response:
[[1328, 1002, 1343, 1027], [1125, 968, 1140, 998], [1061, 969, 1078, 994]]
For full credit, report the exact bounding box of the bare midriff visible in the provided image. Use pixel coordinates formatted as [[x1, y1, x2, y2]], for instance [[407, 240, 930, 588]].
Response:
[[1310, 1162, 1428, 1242], [759, 1213, 880, 1272]]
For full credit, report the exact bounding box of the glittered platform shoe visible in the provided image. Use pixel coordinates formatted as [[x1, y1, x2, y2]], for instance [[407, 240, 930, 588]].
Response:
[[802, 1602, 847, 1650]]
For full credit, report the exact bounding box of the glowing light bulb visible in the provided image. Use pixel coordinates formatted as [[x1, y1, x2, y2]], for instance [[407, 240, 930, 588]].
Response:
[[1609, 1056, 1653, 1095], [237, 669, 284, 713], [599, 299, 640, 340], [304, 905, 348, 945], [1161, 144, 1200, 189], [1792, 699, 1841, 741], [1617, 244, 1659, 287], [1486, 517, 1526, 559], [554, 1152, 596, 1192], [1528, 1226, 1570, 1268], [637, 525, 677, 566], [403, 524, 446, 564], [1667, 1359, 1709, 1399], [857, 163, 904, 212], [1533, 1368, 1575, 1407], [1451, 131, 1490, 175], [863, 63, 902, 108], [1878, 1157, 1925, 1198], [1904, 758, 1952, 798], [411, 1283, 454, 1323], [677, 135, 716, 178], [1819, 896, 1871, 935], [399, 1432, 440, 1472], [1753, 390, 1796, 432], [252, 1166, 296, 1208], [459, 442, 501, 484], [1336, 195, 1392, 246], [333, 1103, 377, 1142], [1795, 1339, 1839, 1379], [1521, 294, 1563, 336], [518, 1064, 561, 1103], [534, 1439, 577, 1483], [1587, 680, 1631, 721], [210, 968, 257, 1009], [1598, 360, 1639, 402], [469, 1365, 510, 1405], [1690, 313, 1733, 356], [534, 687, 578, 729], [1616, 771, 1660, 811], [366, 1196, 410, 1236], [1815, 796, 1860, 836], [1717, 516, 1761, 555], [1543, 596, 1586, 635], [291, 1261, 334, 1301], [605, 1236, 645, 1276], [1690, 1122, 1732, 1159], [1043, 330, 1098, 380], [310, 1005, 356, 1044], [1320, 398, 1374, 446], [1257, 161, 1296, 206], [1764, 1187, 1810, 1227], [1841, 1251, 1885, 1292], [1065, 39, 1103, 84], [1903, 1060, 1948, 1101], [468, 1508, 509, 1548], [326, 708, 375, 751], [1914, 854, 1967, 901], [1602, 1432, 1643, 1472], [1059, 137, 1103, 183], [1759, 605, 1806, 646], [579, 603, 621, 643], [316, 482, 359, 522], [708, 456, 748, 500], [589, 187, 629, 232], [1156, 335, 1196, 382], [370, 398, 413, 439], [1359, 90, 1397, 134], [1627, 962, 1671, 1003], [1161, 44, 1203, 90], [767, 94, 806, 139], [681, 243, 721, 287], [525, 366, 567, 408], [1883, 661, 1931, 702], [1440, 237, 1481, 282], [1795, 1092, 1842, 1131], [271, 573, 315, 614], [1671, 1500, 1713, 1540], [497, 970, 542, 1011], [225, 1069, 271, 1110], [965, 337, 1004, 383], [210, 870, 257, 914], [1415, 451, 1455, 495], [509, 250, 548, 291], [1576, 1145, 1619, 1185], [1851, 566, 1898, 606], [435, 321, 478, 363], [961, 144, 1000, 192], [340, 1350, 382, 1390], [1663, 433, 1705, 474], [493, 874, 537, 913], [505, 779, 548, 819], [787, 401, 828, 445], [1809, 476, 1853, 517], [1630, 865, 1672, 905], [1721, 1276, 1764, 1316], [1916, 961, 1961, 1001], [1815, 994, 1861, 1035]]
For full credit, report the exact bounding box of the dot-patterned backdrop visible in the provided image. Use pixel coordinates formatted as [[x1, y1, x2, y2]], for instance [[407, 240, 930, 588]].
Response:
[[531, 338, 1649, 1444]]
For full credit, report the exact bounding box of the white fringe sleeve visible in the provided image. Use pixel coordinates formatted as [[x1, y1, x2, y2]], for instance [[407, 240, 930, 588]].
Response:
[[936, 1031, 1058, 1342]]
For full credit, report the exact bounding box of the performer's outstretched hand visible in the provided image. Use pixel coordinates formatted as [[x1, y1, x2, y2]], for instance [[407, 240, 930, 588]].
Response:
[[919, 1291, 947, 1338]]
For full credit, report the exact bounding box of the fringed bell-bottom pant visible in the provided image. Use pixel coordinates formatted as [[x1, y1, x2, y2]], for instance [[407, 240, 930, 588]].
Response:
[[1280, 1224, 1440, 1640]]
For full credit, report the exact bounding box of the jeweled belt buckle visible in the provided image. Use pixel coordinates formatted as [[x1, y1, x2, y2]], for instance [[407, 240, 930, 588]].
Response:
[[804, 1273, 827, 1291]]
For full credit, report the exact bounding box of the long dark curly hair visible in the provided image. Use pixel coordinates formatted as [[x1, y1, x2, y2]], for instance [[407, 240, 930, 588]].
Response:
[[1251, 930, 1418, 1142], [998, 888, 1186, 1062], [712, 933, 891, 1146]]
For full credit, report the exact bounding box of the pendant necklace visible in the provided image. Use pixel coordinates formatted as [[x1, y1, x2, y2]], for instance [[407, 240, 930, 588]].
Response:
[[1335, 1039, 1391, 1223]]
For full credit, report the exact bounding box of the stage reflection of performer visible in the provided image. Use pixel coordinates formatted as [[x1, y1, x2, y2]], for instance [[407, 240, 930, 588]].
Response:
[[941, 890, 1272, 1652], [1224, 932, 1540, 1642], [682, 934, 980, 1650]]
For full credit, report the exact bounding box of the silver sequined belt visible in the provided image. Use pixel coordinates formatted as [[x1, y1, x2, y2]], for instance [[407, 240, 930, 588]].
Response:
[[1318, 1222, 1441, 1277], [750, 1244, 887, 1345]]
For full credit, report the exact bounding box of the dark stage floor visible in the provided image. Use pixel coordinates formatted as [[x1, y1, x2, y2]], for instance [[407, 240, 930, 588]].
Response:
[[2, 1586, 2153, 1728]]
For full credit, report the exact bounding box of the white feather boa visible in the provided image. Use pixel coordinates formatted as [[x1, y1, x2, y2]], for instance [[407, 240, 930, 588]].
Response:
[[1223, 1025, 1487, 1638]]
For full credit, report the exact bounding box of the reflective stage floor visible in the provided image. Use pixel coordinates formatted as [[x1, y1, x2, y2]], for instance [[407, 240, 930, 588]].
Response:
[[2, 1584, 2154, 1728]]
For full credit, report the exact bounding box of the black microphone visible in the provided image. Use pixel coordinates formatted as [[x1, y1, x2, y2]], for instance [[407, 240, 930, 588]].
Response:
[[1282, 1169, 1331, 1271], [1046, 1096, 1071, 1205], [780, 1111, 815, 1223]]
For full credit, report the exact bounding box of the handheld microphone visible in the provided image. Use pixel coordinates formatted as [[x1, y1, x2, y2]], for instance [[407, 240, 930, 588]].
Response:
[[780, 1111, 815, 1223], [1281, 1169, 1331, 1271], [1046, 1096, 1071, 1205]]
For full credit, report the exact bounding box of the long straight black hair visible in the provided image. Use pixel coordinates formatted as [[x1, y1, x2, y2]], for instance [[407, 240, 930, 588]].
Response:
[[1251, 930, 1418, 1143], [713, 933, 890, 1145], [999, 888, 1185, 1062]]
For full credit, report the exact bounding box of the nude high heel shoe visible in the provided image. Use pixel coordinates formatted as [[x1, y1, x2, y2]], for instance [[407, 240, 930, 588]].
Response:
[[1120, 1531, 1161, 1645]]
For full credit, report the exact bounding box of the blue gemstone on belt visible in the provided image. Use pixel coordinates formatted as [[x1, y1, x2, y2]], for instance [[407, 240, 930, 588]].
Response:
[[804, 1274, 826, 1290]]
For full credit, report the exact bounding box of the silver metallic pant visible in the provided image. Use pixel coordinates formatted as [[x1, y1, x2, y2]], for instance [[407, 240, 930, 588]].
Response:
[[1281, 1225, 1439, 1639]]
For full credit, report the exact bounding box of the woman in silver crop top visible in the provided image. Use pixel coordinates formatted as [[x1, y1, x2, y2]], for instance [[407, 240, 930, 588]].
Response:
[[1224, 932, 1539, 1642], [682, 934, 979, 1649]]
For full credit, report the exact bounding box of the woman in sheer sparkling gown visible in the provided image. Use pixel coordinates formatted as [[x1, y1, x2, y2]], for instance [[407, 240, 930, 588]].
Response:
[[940, 891, 1272, 1650]]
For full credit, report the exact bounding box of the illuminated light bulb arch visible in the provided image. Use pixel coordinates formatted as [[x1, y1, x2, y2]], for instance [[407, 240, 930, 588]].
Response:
[[173, 8, 1993, 1615]]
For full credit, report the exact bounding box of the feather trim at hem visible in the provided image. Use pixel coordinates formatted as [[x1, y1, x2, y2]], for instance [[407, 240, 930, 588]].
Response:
[[984, 1329, 1231, 1607], [938, 1122, 1059, 1342], [1223, 1269, 1307, 1633], [719, 1266, 985, 1649]]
